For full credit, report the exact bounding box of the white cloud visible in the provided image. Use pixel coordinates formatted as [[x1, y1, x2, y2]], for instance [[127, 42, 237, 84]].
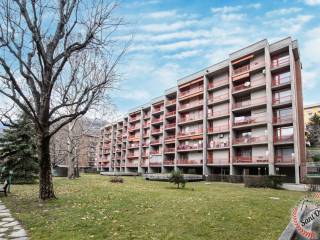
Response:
[[266, 8, 302, 17], [303, 27, 320, 66], [119, 89, 152, 101], [211, 3, 261, 14], [140, 20, 199, 33], [146, 10, 177, 19], [164, 50, 201, 60], [304, 0, 320, 5]]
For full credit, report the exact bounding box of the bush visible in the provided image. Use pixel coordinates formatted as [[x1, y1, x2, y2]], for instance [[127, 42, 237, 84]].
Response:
[[110, 176, 124, 183], [312, 154, 320, 162], [244, 175, 283, 189], [169, 170, 186, 189]]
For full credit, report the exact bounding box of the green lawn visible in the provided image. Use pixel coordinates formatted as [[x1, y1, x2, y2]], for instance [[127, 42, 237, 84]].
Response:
[[2, 174, 304, 240]]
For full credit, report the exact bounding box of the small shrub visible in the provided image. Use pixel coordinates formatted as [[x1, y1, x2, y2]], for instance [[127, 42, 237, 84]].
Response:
[[110, 176, 124, 183], [312, 154, 320, 162], [244, 175, 283, 189], [169, 170, 186, 189]]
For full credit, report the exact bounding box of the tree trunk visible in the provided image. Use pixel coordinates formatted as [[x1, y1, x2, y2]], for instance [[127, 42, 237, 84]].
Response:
[[37, 134, 56, 200], [67, 122, 75, 179]]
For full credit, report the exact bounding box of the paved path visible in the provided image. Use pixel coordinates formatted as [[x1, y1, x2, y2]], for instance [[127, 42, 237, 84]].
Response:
[[0, 201, 28, 240]]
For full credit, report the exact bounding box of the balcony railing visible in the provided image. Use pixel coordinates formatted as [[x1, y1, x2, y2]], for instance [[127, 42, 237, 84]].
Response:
[[179, 115, 202, 123], [232, 96, 266, 110], [164, 147, 175, 153], [275, 155, 295, 164], [128, 126, 140, 132], [208, 141, 229, 149], [164, 135, 176, 142], [208, 78, 229, 90], [153, 106, 164, 113], [274, 134, 294, 143], [176, 159, 203, 165], [234, 156, 268, 163], [272, 95, 292, 105], [165, 122, 176, 129], [129, 116, 139, 122], [207, 158, 229, 165], [142, 142, 149, 147], [178, 130, 203, 138], [233, 114, 266, 126], [179, 100, 203, 111], [128, 143, 139, 148], [208, 124, 229, 134], [166, 110, 176, 117], [177, 144, 202, 151], [140, 160, 149, 167], [163, 160, 174, 165], [233, 135, 267, 145], [272, 75, 291, 87], [151, 117, 163, 124], [179, 86, 204, 98], [271, 55, 290, 68], [166, 99, 176, 105], [233, 64, 250, 75], [149, 162, 162, 167], [150, 150, 162, 155], [151, 128, 163, 134], [143, 113, 150, 119], [208, 93, 229, 104], [127, 154, 139, 159], [232, 77, 265, 92], [126, 162, 139, 167], [143, 123, 150, 128], [150, 140, 161, 145], [128, 136, 140, 142], [208, 108, 229, 118], [273, 114, 293, 124]]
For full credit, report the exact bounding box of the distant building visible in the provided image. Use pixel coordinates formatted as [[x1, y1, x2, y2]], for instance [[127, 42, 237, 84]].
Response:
[[77, 134, 99, 169], [304, 103, 320, 125]]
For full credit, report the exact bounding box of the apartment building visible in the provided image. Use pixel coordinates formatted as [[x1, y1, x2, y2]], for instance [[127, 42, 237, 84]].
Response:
[[304, 103, 320, 124], [96, 37, 306, 183]]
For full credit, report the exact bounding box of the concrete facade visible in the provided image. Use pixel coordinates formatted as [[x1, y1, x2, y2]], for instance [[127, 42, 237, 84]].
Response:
[[96, 37, 306, 183]]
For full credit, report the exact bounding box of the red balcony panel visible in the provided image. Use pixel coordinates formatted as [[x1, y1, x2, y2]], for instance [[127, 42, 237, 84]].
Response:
[[166, 110, 176, 117], [271, 55, 290, 68], [165, 135, 176, 142], [275, 155, 295, 164], [166, 99, 176, 105], [126, 162, 139, 167], [272, 75, 291, 87], [177, 144, 202, 151], [149, 162, 162, 167], [178, 130, 203, 138], [150, 140, 161, 145], [208, 93, 229, 104], [128, 143, 139, 148], [273, 114, 293, 124], [233, 77, 265, 92], [151, 128, 163, 134], [272, 95, 292, 105], [208, 108, 229, 118], [179, 115, 202, 123], [232, 96, 266, 109], [164, 147, 175, 153], [233, 135, 267, 145], [143, 123, 150, 128], [150, 150, 162, 155], [208, 124, 229, 133], [143, 113, 151, 119], [179, 100, 203, 111], [179, 86, 204, 98], [207, 158, 229, 165], [163, 160, 174, 165], [208, 141, 229, 149], [233, 64, 250, 76], [208, 78, 229, 89], [233, 114, 266, 126], [176, 159, 203, 165], [234, 156, 268, 163], [140, 160, 149, 167], [274, 134, 294, 143], [127, 154, 139, 159], [153, 106, 164, 113], [165, 122, 176, 129], [151, 117, 164, 124]]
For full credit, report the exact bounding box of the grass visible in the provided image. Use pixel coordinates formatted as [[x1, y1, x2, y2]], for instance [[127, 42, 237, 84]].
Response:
[[1, 174, 305, 240]]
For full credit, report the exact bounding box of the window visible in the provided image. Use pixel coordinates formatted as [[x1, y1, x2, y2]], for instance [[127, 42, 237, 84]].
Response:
[[273, 71, 290, 85], [273, 89, 291, 104], [275, 107, 292, 118]]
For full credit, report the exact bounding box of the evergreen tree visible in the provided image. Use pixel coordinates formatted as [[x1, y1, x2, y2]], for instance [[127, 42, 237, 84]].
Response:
[[0, 114, 38, 183], [306, 113, 320, 147]]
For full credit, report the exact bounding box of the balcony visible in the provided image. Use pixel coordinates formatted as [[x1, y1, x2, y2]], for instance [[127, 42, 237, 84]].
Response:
[[177, 130, 203, 139], [207, 158, 229, 165], [143, 123, 150, 128], [208, 93, 229, 105], [165, 123, 176, 129], [272, 75, 291, 87], [152, 106, 164, 114], [233, 156, 268, 164], [142, 142, 149, 147], [271, 55, 290, 69], [273, 114, 293, 125], [164, 135, 176, 142], [129, 116, 140, 123], [128, 126, 140, 132], [163, 160, 174, 166], [179, 115, 202, 125], [275, 155, 295, 164], [150, 140, 161, 145], [233, 114, 266, 128], [272, 95, 292, 106], [151, 117, 163, 124], [143, 113, 151, 119], [274, 134, 294, 144], [128, 143, 139, 149], [166, 110, 176, 118], [150, 150, 162, 155], [232, 96, 266, 110], [208, 78, 229, 90], [179, 100, 203, 112], [140, 160, 149, 167], [176, 159, 203, 165], [128, 136, 140, 142], [151, 128, 163, 135], [233, 136, 268, 145], [208, 108, 229, 119], [177, 144, 202, 152], [232, 77, 265, 93], [208, 124, 229, 134], [179, 86, 204, 99], [149, 162, 162, 167], [127, 154, 139, 159], [142, 133, 149, 138], [233, 64, 250, 76], [166, 99, 176, 106], [164, 147, 175, 153], [126, 162, 139, 167], [208, 141, 229, 149]]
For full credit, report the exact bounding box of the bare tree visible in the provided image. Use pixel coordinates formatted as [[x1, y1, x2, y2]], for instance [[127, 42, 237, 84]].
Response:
[[0, 0, 126, 200]]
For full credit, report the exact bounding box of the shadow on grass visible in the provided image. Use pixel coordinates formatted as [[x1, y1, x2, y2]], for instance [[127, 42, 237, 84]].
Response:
[[164, 186, 196, 191]]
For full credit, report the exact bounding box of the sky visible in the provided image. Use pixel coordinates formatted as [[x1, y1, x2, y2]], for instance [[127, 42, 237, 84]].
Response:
[[110, 0, 320, 116]]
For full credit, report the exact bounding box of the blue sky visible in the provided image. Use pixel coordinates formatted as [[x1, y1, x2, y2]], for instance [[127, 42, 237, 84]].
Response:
[[111, 0, 320, 115]]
